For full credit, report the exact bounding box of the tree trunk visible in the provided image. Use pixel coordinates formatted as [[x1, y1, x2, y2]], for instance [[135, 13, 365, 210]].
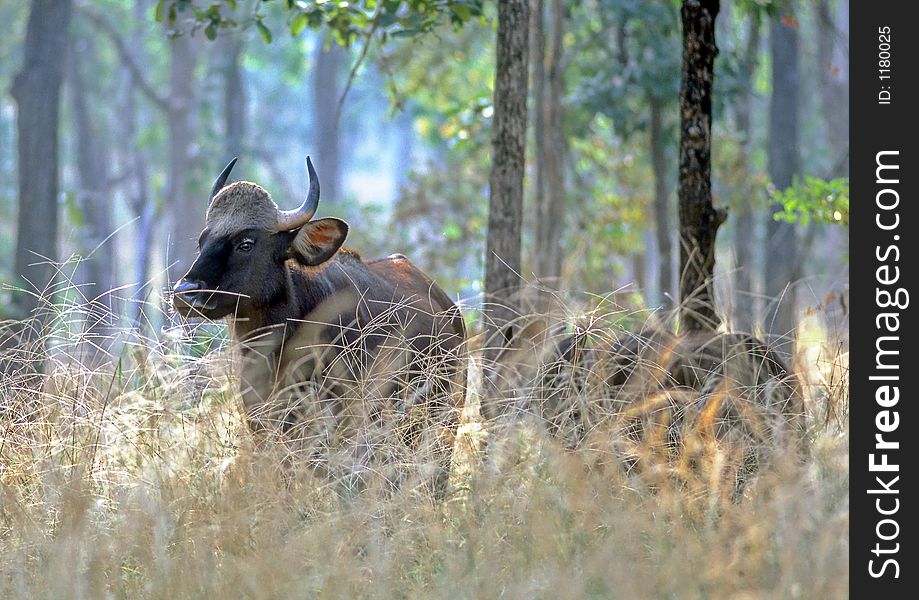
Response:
[[313, 40, 346, 202], [641, 226, 658, 302], [119, 3, 157, 331], [816, 0, 848, 176], [484, 0, 529, 357], [221, 32, 247, 163], [168, 35, 215, 356], [10, 0, 74, 318], [80, 3, 192, 331], [534, 0, 564, 290], [732, 16, 760, 330], [543, 0, 565, 286], [678, 0, 725, 332], [531, 0, 547, 280], [165, 34, 201, 283], [648, 93, 672, 308], [765, 15, 800, 342], [68, 28, 118, 346]]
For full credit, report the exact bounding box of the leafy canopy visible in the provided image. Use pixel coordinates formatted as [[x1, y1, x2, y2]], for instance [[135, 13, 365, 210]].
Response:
[[154, 0, 484, 44]]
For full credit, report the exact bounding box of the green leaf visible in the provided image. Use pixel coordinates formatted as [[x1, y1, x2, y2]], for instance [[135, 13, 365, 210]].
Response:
[[451, 4, 472, 22], [290, 12, 308, 36], [392, 27, 421, 38], [256, 20, 273, 43], [154, 0, 167, 22], [204, 23, 217, 40]]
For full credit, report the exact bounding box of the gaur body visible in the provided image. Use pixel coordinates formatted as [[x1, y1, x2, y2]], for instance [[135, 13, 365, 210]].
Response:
[[173, 158, 465, 495], [490, 322, 806, 491]]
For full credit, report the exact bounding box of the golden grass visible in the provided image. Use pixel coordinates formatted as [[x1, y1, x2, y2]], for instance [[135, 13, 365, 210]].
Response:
[[0, 302, 848, 599]]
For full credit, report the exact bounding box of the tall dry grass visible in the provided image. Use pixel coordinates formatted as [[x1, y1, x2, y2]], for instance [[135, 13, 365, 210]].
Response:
[[0, 290, 848, 598]]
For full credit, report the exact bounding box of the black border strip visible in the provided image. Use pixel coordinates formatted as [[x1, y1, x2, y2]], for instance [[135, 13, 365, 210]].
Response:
[[851, 2, 916, 595]]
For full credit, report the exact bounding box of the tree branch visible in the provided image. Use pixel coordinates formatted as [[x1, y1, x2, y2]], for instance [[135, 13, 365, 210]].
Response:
[[335, 2, 384, 127], [77, 5, 173, 113]]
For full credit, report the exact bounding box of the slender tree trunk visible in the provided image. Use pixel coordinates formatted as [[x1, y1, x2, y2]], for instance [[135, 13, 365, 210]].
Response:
[[678, 0, 725, 332], [541, 0, 565, 287], [80, 4, 187, 332], [816, 0, 848, 176], [484, 0, 529, 357], [313, 40, 346, 202], [765, 15, 800, 341], [641, 226, 658, 303], [68, 29, 118, 347], [648, 94, 672, 308], [118, 3, 156, 331], [733, 17, 760, 330], [531, 0, 547, 280], [221, 32, 247, 163], [166, 35, 201, 283], [10, 0, 74, 318], [634, 237, 648, 298]]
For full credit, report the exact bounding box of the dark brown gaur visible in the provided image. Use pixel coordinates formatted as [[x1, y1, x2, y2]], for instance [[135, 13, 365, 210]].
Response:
[[490, 322, 806, 494], [173, 157, 466, 497]]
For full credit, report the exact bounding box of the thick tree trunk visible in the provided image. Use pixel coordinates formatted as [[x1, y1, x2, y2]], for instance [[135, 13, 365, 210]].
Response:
[[648, 94, 672, 308], [765, 16, 800, 341], [678, 0, 725, 332], [484, 0, 529, 357], [68, 29, 118, 346], [166, 35, 200, 283], [732, 17, 760, 330], [313, 40, 346, 202], [10, 0, 74, 318]]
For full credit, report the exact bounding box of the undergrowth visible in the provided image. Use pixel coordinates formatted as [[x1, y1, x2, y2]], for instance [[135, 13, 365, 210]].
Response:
[[0, 293, 848, 599]]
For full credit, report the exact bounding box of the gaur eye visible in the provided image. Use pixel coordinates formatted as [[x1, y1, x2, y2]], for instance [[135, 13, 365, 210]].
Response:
[[236, 239, 254, 252]]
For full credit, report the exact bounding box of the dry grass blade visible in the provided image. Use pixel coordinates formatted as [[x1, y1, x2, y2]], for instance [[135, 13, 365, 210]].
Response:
[[0, 283, 848, 598]]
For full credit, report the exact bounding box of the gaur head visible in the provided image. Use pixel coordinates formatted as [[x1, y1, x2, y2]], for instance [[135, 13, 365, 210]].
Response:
[[172, 157, 349, 319]]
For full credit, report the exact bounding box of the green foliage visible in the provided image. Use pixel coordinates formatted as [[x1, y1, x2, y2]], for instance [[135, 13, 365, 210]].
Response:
[[393, 152, 488, 294], [732, 0, 782, 19], [376, 12, 494, 292], [567, 114, 648, 293], [572, 0, 681, 139], [771, 176, 849, 226], [378, 9, 494, 142], [154, 0, 484, 46]]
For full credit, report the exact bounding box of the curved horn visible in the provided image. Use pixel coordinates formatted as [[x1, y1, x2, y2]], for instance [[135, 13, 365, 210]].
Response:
[[277, 156, 320, 231], [210, 157, 238, 201]]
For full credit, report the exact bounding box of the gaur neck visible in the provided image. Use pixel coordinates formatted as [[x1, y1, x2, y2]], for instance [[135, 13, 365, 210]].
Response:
[[227, 259, 335, 342]]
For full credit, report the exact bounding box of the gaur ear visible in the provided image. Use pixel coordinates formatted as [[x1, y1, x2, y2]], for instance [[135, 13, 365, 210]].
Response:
[[288, 218, 349, 266], [494, 318, 551, 369], [501, 318, 548, 350], [512, 318, 549, 345]]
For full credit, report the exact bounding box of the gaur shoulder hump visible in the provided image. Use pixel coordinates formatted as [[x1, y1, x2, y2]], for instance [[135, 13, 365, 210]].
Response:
[[336, 247, 363, 263], [367, 253, 409, 266]]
